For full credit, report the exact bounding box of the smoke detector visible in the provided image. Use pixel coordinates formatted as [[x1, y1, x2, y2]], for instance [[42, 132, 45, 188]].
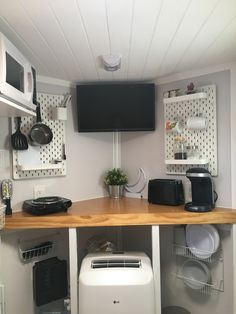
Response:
[[102, 54, 121, 71]]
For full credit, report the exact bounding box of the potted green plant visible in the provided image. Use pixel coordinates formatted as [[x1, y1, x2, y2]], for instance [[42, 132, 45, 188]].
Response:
[[104, 168, 128, 199]]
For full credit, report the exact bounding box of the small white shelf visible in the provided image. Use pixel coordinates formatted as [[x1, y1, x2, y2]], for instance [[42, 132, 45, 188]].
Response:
[[0, 96, 36, 117], [17, 163, 63, 171], [165, 158, 209, 165], [163, 92, 207, 104]]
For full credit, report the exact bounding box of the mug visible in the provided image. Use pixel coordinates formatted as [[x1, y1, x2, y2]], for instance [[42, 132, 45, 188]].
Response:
[[186, 116, 207, 130], [166, 120, 183, 134], [163, 91, 170, 98], [169, 90, 177, 97], [169, 89, 179, 97]]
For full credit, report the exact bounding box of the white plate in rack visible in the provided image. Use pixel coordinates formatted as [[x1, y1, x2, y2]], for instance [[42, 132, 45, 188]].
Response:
[[181, 259, 210, 290], [186, 224, 220, 259]]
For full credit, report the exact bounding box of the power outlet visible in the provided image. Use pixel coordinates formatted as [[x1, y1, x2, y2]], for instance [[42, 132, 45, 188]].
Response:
[[33, 185, 46, 199], [0, 150, 5, 171]]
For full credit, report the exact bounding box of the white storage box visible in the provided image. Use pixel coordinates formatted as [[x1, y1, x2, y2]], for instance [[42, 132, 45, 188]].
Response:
[[79, 252, 155, 314], [52, 107, 67, 120]]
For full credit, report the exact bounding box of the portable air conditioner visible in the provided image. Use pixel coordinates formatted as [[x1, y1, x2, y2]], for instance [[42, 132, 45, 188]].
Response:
[[78, 252, 155, 314]]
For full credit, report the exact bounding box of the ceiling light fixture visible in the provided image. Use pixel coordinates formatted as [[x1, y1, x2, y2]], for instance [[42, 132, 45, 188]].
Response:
[[102, 54, 121, 71]]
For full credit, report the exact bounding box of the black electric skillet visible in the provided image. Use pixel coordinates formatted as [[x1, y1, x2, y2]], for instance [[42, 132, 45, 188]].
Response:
[[29, 102, 53, 145]]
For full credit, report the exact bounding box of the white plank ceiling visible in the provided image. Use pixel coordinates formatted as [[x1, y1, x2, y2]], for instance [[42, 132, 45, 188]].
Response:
[[0, 0, 235, 83]]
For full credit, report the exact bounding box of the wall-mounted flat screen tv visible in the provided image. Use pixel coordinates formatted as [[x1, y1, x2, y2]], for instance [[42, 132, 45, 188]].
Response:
[[76, 83, 155, 132]]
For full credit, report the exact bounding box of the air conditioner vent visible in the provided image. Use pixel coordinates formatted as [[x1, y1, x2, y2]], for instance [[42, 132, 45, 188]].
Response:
[[91, 259, 141, 269]]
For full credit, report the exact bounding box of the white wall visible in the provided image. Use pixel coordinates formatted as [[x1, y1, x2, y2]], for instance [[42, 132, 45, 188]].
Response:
[[0, 81, 114, 210], [121, 70, 231, 207], [0, 69, 231, 209], [230, 64, 236, 314]]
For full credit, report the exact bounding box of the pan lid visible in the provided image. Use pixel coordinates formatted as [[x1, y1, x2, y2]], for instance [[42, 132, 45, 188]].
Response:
[[186, 167, 212, 178]]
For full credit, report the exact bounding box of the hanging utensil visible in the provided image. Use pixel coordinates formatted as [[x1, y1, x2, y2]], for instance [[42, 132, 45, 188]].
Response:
[[60, 94, 70, 160], [62, 143, 66, 160], [29, 102, 53, 146], [61, 93, 71, 108], [11, 117, 28, 150], [1, 179, 13, 215]]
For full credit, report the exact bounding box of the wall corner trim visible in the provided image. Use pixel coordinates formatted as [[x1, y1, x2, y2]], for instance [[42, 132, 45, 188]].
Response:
[[155, 62, 235, 85], [37, 75, 76, 88]]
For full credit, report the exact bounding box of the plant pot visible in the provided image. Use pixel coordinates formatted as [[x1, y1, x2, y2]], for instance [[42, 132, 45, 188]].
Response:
[[108, 185, 124, 199]]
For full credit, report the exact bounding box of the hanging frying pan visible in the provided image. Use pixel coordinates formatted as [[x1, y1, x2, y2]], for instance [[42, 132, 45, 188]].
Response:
[[29, 102, 53, 146]]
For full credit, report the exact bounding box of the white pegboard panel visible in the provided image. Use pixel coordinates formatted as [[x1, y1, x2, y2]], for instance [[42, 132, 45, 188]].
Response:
[[12, 92, 67, 180], [164, 85, 217, 176]]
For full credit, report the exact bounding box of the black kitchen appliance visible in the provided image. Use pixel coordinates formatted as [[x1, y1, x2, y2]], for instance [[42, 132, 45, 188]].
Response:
[[148, 179, 184, 206], [185, 168, 217, 212], [33, 257, 68, 306], [23, 196, 72, 215]]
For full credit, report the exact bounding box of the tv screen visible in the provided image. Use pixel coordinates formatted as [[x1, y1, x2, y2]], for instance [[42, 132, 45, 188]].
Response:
[[76, 83, 155, 132]]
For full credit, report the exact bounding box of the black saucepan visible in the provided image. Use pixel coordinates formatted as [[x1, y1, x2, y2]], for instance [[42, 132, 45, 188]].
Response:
[[29, 102, 53, 145]]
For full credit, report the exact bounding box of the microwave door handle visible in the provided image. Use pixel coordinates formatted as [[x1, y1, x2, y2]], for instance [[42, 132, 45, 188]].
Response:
[[24, 65, 35, 105], [27, 71, 33, 93]]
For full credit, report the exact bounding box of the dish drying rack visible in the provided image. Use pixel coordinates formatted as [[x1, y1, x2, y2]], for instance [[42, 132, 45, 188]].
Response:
[[173, 244, 222, 263], [18, 233, 58, 263], [173, 244, 224, 295], [175, 272, 224, 295]]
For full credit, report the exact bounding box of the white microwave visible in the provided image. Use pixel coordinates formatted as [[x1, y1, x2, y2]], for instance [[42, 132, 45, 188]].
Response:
[[0, 32, 36, 112]]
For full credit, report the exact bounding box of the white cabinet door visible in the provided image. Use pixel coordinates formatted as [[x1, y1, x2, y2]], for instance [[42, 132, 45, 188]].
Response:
[[152, 226, 161, 314], [233, 224, 236, 314], [69, 228, 78, 314], [0, 236, 5, 314]]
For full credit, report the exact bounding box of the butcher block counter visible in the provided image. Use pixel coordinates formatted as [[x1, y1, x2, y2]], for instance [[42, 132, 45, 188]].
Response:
[[4, 197, 236, 229]]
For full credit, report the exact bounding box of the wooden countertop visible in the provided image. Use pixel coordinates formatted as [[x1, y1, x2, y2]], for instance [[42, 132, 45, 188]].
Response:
[[4, 197, 236, 229]]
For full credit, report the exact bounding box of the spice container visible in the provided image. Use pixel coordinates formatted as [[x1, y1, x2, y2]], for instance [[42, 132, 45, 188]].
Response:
[[173, 137, 187, 160]]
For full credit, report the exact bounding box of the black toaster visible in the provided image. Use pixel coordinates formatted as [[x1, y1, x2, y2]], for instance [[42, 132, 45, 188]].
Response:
[[148, 179, 184, 205]]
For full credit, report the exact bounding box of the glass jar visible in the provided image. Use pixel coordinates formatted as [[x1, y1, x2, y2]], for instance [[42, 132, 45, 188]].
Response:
[[186, 145, 193, 159], [192, 145, 200, 159], [174, 140, 187, 159]]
